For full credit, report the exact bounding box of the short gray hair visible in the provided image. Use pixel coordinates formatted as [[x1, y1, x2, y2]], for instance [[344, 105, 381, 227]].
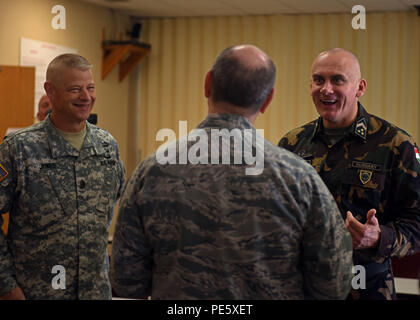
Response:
[[46, 53, 92, 82]]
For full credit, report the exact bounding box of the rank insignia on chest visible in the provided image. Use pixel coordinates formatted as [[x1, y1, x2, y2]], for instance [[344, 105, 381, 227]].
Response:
[[354, 118, 367, 139], [415, 147, 420, 164], [359, 169, 372, 185], [101, 159, 116, 166], [0, 163, 8, 182]]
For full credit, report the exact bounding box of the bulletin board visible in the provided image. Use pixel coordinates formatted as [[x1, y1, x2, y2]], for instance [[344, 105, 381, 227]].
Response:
[[20, 38, 77, 118]]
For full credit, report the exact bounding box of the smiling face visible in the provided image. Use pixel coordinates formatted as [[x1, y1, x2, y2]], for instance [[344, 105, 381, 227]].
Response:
[[45, 66, 96, 132], [310, 50, 366, 128]]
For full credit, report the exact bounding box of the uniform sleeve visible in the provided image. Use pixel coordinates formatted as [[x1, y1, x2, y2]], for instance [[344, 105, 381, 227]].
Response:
[[110, 162, 152, 299], [301, 169, 353, 300], [376, 138, 420, 259], [278, 133, 294, 151], [0, 140, 18, 296], [278, 126, 309, 152], [115, 144, 126, 200]]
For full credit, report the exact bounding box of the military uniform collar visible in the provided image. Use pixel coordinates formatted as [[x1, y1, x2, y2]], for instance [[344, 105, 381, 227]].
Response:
[[44, 116, 107, 158], [81, 122, 108, 158], [350, 102, 370, 141], [197, 113, 255, 131], [311, 118, 323, 141], [312, 102, 370, 143]]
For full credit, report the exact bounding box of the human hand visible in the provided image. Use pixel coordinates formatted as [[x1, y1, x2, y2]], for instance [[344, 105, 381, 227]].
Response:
[[0, 286, 26, 300], [345, 209, 381, 250]]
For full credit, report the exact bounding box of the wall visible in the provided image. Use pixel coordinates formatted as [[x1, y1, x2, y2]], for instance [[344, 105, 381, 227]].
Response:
[[0, 0, 136, 239], [2, 3, 420, 241], [0, 0, 131, 170], [138, 11, 420, 160]]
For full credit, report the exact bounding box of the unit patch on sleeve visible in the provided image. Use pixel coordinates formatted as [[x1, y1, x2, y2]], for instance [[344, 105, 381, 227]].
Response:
[[0, 163, 8, 182], [415, 146, 420, 164]]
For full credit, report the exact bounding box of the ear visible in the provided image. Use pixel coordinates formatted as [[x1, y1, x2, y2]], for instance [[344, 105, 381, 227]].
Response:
[[204, 71, 213, 98], [260, 88, 274, 114], [356, 78, 367, 98], [44, 81, 53, 97]]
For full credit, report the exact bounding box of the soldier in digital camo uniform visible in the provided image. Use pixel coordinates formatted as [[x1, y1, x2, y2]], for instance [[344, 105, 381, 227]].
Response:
[[110, 44, 353, 300], [0, 54, 125, 300], [278, 48, 420, 300]]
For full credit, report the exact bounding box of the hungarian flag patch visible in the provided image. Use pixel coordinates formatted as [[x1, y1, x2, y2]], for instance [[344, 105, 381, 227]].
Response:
[[0, 163, 8, 182], [415, 147, 420, 164]]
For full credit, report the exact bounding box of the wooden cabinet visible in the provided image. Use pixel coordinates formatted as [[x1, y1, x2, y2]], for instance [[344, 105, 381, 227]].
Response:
[[0, 65, 35, 234], [0, 65, 35, 138]]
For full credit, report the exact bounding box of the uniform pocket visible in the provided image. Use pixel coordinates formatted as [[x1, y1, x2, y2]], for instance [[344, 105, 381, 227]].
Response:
[[340, 168, 386, 221], [19, 162, 71, 233], [95, 192, 112, 229], [342, 168, 385, 190]]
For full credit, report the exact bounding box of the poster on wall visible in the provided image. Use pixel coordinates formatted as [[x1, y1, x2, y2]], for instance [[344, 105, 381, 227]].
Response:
[[20, 37, 77, 119]]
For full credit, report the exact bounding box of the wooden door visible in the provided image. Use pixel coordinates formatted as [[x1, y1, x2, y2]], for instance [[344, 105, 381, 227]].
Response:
[[0, 65, 35, 234], [0, 65, 35, 138]]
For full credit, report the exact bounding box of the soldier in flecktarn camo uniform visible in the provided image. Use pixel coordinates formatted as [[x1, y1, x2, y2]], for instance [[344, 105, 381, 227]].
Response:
[[0, 54, 125, 300], [279, 48, 420, 300], [110, 45, 353, 300]]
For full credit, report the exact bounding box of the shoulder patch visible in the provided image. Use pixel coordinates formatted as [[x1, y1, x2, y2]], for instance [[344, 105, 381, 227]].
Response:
[[0, 163, 8, 182], [414, 146, 420, 164]]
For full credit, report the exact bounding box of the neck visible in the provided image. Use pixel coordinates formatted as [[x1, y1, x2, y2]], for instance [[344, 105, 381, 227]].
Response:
[[323, 103, 359, 129], [50, 114, 86, 133], [208, 101, 257, 125]]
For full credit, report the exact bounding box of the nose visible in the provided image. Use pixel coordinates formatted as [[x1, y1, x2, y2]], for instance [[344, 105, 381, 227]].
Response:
[[320, 80, 334, 95], [79, 88, 90, 101]]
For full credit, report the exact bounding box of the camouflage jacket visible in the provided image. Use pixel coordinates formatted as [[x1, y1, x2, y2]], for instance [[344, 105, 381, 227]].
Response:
[[279, 103, 420, 298], [0, 117, 125, 299], [110, 113, 352, 300]]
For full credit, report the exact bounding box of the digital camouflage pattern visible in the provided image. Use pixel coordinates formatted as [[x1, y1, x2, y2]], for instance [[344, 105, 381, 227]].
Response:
[[110, 113, 353, 300], [279, 103, 420, 300], [0, 116, 125, 299]]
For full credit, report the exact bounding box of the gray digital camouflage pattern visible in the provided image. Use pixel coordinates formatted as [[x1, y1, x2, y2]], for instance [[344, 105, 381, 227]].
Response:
[[0, 116, 125, 299], [110, 113, 353, 300], [279, 103, 420, 299]]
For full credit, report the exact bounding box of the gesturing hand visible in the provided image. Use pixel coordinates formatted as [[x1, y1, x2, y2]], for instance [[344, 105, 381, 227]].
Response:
[[345, 209, 381, 250], [0, 286, 25, 300]]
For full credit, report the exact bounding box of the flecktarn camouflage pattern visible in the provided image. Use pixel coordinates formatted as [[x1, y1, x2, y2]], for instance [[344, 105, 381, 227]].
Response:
[[111, 113, 352, 300], [279, 103, 420, 299], [0, 117, 125, 299]]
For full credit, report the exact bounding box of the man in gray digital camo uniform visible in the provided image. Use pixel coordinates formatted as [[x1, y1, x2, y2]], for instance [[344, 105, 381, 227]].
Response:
[[0, 54, 125, 299], [110, 45, 353, 300]]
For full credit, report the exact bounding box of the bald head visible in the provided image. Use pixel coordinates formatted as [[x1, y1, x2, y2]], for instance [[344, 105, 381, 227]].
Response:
[[210, 44, 276, 112], [312, 48, 362, 81], [310, 48, 367, 128], [228, 44, 272, 69]]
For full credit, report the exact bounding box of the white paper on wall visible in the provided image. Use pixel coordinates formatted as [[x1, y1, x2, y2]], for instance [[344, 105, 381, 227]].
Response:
[[20, 38, 77, 118]]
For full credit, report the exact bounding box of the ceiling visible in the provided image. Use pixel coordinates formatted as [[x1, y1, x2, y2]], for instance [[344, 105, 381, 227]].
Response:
[[81, 0, 420, 18]]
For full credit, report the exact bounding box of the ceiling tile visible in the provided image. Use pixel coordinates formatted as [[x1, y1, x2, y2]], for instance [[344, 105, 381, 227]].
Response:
[[398, 0, 420, 6], [280, 0, 348, 13], [159, 0, 246, 16], [219, 0, 298, 15], [342, 0, 408, 11], [80, 0, 417, 17]]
